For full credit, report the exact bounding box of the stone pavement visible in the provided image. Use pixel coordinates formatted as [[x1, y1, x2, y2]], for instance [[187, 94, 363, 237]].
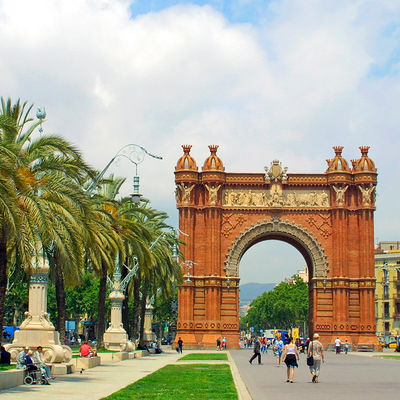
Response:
[[0, 349, 183, 400], [1, 348, 249, 399], [231, 349, 400, 400]]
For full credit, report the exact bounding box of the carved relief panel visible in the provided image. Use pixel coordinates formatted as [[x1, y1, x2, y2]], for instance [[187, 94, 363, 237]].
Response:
[[222, 188, 330, 208]]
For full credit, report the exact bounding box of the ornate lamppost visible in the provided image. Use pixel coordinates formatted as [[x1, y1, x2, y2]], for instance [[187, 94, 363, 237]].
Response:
[[95, 145, 162, 350]]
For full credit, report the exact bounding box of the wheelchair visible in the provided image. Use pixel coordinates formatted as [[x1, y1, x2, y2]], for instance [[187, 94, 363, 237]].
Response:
[[24, 364, 50, 385]]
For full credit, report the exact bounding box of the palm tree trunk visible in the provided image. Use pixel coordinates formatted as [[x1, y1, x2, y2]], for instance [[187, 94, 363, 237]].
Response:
[[0, 228, 8, 337], [131, 275, 141, 342], [121, 265, 130, 334], [139, 282, 148, 346], [55, 253, 66, 344], [97, 261, 108, 346]]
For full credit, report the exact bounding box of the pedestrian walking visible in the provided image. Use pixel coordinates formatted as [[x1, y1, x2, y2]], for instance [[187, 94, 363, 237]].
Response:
[[305, 337, 310, 352], [177, 337, 183, 353], [261, 337, 267, 354], [216, 337, 221, 351], [344, 340, 349, 355], [222, 337, 227, 350], [273, 336, 284, 366], [335, 337, 341, 354], [308, 333, 325, 383], [282, 337, 299, 383], [249, 338, 262, 365]]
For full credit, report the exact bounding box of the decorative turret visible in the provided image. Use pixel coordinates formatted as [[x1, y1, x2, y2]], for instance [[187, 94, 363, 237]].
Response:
[[352, 146, 377, 205], [352, 146, 376, 172], [175, 145, 198, 171], [326, 146, 351, 172], [202, 145, 225, 171]]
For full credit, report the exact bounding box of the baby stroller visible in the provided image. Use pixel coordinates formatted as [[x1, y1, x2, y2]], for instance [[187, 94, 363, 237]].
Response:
[[24, 364, 50, 385]]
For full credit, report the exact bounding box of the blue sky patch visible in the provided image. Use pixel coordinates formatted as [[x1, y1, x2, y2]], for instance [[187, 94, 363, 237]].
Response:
[[129, 0, 275, 25]]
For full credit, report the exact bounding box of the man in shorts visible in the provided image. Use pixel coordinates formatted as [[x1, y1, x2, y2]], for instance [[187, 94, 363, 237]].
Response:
[[308, 333, 325, 383]]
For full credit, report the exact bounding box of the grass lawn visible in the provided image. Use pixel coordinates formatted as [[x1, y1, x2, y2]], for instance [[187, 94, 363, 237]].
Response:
[[72, 348, 118, 354], [0, 364, 16, 371], [179, 353, 228, 361], [101, 364, 238, 400], [376, 355, 400, 359]]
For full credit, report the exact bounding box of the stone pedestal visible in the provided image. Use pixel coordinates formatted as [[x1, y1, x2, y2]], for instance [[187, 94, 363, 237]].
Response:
[[103, 288, 134, 352], [5, 255, 71, 363], [143, 303, 156, 343]]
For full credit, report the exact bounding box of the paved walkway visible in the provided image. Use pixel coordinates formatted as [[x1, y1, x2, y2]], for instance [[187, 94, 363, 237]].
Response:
[[1, 349, 182, 400], [231, 349, 400, 400], [5, 348, 396, 399], [1, 349, 248, 399]]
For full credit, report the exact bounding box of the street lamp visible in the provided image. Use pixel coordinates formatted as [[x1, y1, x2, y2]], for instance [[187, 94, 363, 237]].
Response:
[[86, 144, 162, 198], [131, 175, 141, 204], [36, 107, 46, 134], [172, 246, 196, 283]]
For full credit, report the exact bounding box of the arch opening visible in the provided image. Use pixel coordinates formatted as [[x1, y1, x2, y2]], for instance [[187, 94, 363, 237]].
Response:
[[238, 238, 311, 339], [226, 219, 329, 344], [239, 237, 313, 282], [225, 219, 328, 280]]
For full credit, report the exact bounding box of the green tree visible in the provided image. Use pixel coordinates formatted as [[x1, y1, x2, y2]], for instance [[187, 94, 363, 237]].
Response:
[[244, 275, 308, 332], [4, 264, 29, 327], [0, 97, 95, 338], [84, 176, 152, 345]]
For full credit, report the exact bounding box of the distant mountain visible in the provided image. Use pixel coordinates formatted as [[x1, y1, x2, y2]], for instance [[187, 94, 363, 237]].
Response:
[[239, 282, 276, 306]]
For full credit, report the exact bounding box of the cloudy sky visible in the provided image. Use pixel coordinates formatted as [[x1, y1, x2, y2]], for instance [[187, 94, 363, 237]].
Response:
[[1, 0, 399, 284]]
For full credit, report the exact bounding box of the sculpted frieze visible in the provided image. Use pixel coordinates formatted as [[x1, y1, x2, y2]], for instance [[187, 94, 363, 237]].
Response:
[[222, 189, 330, 208]]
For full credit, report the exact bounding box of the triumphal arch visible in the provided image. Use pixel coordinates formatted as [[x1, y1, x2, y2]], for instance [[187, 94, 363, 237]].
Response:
[[175, 145, 378, 348]]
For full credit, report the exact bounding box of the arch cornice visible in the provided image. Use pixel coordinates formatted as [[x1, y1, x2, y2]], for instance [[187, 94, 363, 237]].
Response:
[[224, 218, 328, 279]]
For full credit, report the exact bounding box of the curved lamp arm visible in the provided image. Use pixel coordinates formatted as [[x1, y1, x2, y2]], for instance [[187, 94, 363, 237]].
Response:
[[86, 144, 162, 194]]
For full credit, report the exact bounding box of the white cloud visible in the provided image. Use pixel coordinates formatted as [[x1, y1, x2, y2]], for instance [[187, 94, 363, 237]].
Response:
[[1, 0, 400, 281]]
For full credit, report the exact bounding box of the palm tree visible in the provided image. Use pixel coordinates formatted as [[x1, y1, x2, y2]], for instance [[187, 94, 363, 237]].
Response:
[[84, 177, 152, 346], [82, 192, 121, 345], [0, 97, 94, 338], [129, 204, 182, 345]]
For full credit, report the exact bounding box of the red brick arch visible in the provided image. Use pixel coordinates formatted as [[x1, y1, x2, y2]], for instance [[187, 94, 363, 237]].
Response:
[[175, 145, 379, 348], [225, 218, 328, 279]]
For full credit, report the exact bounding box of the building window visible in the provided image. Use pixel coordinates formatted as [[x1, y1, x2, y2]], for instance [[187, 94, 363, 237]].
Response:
[[385, 322, 390, 332], [397, 285, 400, 298], [397, 268, 400, 280], [383, 269, 389, 284], [396, 303, 400, 316], [384, 285, 389, 299], [384, 302, 390, 318]]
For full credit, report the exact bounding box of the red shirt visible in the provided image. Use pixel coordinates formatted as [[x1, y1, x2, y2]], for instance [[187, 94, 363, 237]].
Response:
[[80, 344, 91, 356]]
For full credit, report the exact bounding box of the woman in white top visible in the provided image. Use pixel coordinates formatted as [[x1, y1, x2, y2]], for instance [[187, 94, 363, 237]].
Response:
[[281, 337, 299, 383]]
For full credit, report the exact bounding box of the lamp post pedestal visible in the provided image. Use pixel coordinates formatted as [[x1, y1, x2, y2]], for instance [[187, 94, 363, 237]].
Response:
[[6, 256, 72, 363], [103, 283, 134, 352], [143, 303, 156, 343]]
